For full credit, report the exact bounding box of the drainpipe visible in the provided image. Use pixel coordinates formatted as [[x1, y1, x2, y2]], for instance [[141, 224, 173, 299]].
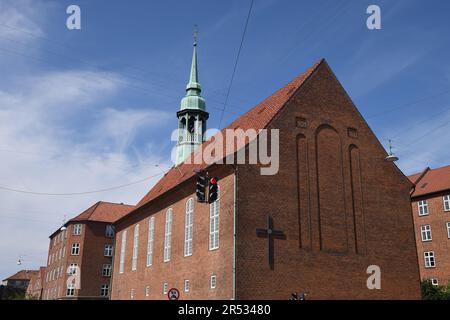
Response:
[[109, 225, 117, 300]]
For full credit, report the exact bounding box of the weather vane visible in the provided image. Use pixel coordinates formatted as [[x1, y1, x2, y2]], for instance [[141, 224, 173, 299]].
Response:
[[194, 24, 198, 46]]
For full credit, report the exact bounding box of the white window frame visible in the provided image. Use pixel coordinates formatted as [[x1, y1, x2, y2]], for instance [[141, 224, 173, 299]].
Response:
[[104, 244, 113, 257], [164, 209, 173, 262], [66, 283, 75, 297], [210, 274, 217, 289], [130, 288, 135, 299], [184, 279, 190, 293], [418, 200, 429, 216], [431, 278, 439, 286], [119, 230, 127, 274], [209, 186, 220, 250], [68, 263, 77, 275], [421, 225, 432, 242], [444, 195, 450, 212], [184, 198, 194, 257], [71, 243, 80, 256], [132, 224, 139, 271], [147, 217, 155, 267], [106, 225, 115, 238], [73, 224, 82, 235], [100, 284, 109, 297], [102, 264, 112, 277], [163, 282, 168, 294], [424, 251, 436, 268], [145, 286, 150, 297]]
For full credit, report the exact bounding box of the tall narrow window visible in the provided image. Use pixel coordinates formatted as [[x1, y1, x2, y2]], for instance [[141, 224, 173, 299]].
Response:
[[119, 230, 127, 274], [424, 251, 436, 268], [184, 198, 194, 257], [132, 224, 139, 271], [147, 217, 155, 267], [418, 200, 429, 216], [209, 186, 220, 250], [421, 225, 432, 241], [73, 224, 82, 235], [444, 195, 450, 211], [164, 209, 173, 262], [163, 282, 168, 294], [71, 243, 80, 255], [184, 279, 190, 292]]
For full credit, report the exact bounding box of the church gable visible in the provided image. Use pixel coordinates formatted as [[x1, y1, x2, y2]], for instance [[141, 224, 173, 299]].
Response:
[[235, 60, 419, 299]]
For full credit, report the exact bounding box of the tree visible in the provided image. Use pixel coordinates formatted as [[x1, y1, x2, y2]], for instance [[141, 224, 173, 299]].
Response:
[[421, 279, 449, 300]]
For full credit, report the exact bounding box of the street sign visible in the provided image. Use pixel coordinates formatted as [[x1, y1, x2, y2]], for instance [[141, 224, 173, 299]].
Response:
[[167, 288, 180, 300]]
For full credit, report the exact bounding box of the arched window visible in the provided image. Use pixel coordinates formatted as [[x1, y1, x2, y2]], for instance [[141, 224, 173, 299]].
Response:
[[146, 217, 155, 266], [184, 198, 194, 257], [164, 208, 173, 262], [131, 224, 139, 271], [209, 186, 220, 250], [119, 230, 127, 274]]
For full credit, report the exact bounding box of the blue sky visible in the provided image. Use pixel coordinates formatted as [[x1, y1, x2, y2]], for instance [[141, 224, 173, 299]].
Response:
[[0, 0, 449, 278]]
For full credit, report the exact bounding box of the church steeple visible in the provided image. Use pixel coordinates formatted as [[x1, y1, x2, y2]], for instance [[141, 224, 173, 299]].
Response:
[[175, 29, 209, 165]]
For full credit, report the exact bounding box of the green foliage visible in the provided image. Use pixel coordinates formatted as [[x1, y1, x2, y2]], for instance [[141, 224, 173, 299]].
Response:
[[421, 279, 450, 300]]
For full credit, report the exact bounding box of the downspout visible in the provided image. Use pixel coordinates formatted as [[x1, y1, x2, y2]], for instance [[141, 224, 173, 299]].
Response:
[[232, 165, 238, 300], [109, 226, 117, 300]]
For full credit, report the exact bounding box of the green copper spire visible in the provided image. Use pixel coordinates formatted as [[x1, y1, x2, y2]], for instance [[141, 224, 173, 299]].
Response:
[[175, 28, 209, 165], [180, 30, 206, 111]]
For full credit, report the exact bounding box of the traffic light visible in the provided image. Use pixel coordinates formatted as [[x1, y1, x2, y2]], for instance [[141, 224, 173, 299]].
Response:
[[195, 171, 207, 203], [208, 177, 219, 203]]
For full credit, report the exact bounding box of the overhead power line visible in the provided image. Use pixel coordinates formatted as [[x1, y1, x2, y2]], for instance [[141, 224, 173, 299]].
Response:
[[218, 0, 255, 128], [0, 171, 167, 196]]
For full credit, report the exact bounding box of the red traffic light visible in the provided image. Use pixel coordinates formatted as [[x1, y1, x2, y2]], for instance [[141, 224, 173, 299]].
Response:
[[210, 177, 218, 185]]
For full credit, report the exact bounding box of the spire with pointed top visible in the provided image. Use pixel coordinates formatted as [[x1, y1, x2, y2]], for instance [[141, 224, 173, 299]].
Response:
[[180, 27, 206, 111]]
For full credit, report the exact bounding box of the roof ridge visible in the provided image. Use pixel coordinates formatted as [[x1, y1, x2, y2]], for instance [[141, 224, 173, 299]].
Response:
[[127, 59, 324, 215]]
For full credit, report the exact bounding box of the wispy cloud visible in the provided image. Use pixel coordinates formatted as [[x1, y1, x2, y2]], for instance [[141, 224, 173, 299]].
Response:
[[0, 1, 173, 278]]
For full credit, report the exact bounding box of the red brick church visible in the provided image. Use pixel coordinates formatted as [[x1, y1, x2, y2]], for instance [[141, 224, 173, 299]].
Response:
[[110, 40, 420, 299]]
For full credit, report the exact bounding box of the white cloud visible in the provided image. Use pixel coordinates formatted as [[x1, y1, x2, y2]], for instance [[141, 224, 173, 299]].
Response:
[[0, 68, 173, 278], [0, 0, 44, 44]]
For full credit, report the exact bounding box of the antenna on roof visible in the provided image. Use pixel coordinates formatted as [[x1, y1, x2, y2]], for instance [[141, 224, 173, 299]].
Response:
[[385, 139, 399, 162]]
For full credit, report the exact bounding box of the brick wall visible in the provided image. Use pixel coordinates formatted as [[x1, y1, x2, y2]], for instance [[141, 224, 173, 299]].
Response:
[[412, 191, 450, 285], [234, 62, 421, 299], [111, 166, 235, 300]]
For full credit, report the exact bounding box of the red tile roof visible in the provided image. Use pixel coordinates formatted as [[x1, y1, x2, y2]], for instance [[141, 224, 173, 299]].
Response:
[[134, 59, 324, 211], [70, 201, 135, 223], [50, 201, 135, 238], [3, 269, 39, 282], [408, 165, 450, 197]]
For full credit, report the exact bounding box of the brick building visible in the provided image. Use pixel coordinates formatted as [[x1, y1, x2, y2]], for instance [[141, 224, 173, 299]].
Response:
[[42, 201, 134, 300], [409, 165, 450, 286], [1, 269, 39, 300], [110, 43, 420, 299], [26, 266, 46, 299]]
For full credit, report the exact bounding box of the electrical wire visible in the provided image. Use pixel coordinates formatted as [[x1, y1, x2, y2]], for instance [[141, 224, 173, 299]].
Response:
[[218, 0, 254, 128]]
